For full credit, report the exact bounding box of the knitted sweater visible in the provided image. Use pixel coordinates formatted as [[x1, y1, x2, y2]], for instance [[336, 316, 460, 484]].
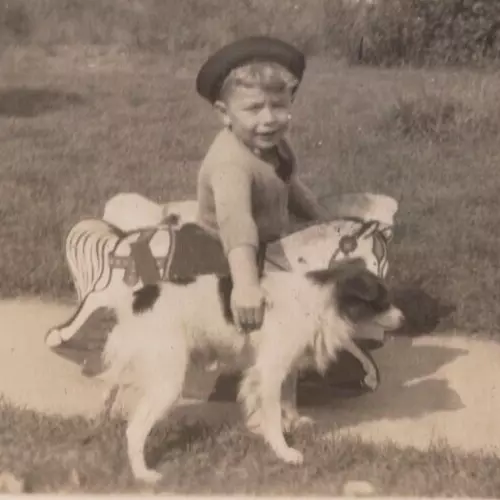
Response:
[[196, 128, 322, 254]]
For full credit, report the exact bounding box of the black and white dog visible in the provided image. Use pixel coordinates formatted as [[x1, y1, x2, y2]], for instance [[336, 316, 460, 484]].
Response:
[[101, 258, 404, 482]]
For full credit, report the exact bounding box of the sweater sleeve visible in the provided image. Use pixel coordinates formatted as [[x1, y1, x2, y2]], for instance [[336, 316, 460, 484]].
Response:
[[210, 163, 259, 254]]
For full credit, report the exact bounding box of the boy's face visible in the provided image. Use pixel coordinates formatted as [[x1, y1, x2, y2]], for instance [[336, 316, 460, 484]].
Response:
[[216, 85, 293, 151]]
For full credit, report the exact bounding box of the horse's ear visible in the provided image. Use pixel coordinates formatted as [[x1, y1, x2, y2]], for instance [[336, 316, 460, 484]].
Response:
[[380, 225, 394, 242]]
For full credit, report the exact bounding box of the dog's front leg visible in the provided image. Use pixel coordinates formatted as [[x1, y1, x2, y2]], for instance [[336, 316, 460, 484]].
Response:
[[260, 368, 304, 465], [241, 361, 304, 465], [281, 370, 313, 433]]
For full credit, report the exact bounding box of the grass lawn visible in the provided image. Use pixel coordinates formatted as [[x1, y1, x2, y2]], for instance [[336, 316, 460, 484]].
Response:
[[2, 46, 500, 338], [1, 398, 499, 496]]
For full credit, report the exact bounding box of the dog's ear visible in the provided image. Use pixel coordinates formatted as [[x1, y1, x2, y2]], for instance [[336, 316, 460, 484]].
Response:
[[339, 271, 381, 302], [330, 257, 366, 272], [308, 258, 368, 286]]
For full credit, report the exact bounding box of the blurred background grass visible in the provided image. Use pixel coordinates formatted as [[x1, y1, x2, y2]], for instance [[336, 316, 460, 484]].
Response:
[[1, 0, 500, 67]]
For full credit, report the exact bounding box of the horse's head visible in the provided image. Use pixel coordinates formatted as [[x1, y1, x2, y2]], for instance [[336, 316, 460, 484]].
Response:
[[276, 218, 394, 278], [328, 219, 393, 278]]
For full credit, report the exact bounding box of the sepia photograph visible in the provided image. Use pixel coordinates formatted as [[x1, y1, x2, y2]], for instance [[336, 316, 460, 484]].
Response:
[[1, 0, 500, 496]]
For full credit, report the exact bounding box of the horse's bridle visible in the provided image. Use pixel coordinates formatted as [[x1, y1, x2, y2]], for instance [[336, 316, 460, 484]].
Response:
[[328, 217, 390, 277]]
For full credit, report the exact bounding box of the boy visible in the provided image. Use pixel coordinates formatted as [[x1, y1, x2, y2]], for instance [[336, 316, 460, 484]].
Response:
[[78, 36, 327, 378], [195, 36, 331, 333]]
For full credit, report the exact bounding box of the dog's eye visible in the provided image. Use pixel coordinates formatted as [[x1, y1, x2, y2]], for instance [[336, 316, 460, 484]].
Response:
[[298, 257, 306, 264], [162, 213, 179, 226]]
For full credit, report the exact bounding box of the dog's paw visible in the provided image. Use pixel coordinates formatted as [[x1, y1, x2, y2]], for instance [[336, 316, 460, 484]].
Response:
[[247, 420, 265, 437], [278, 447, 304, 465], [134, 468, 162, 484], [282, 414, 314, 433], [294, 415, 314, 428], [282, 405, 314, 433]]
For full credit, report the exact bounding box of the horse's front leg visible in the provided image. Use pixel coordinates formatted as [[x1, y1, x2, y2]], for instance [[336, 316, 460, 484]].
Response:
[[343, 338, 380, 390]]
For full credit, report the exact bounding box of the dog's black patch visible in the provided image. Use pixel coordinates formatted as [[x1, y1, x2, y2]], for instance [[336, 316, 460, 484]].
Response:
[[338, 287, 391, 324], [307, 259, 394, 324], [217, 275, 234, 324], [339, 272, 382, 302], [336, 270, 392, 324], [132, 284, 161, 314], [305, 258, 367, 286]]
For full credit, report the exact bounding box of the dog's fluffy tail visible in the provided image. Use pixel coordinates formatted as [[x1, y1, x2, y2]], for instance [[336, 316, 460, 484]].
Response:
[[102, 286, 159, 384], [103, 283, 190, 390], [102, 318, 137, 385]]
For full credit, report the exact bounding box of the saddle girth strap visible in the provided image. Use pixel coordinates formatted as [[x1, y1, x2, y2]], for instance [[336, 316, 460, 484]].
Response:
[[128, 229, 161, 286]]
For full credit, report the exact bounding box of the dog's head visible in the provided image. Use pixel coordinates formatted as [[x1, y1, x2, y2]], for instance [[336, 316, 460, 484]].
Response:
[[306, 258, 404, 330]]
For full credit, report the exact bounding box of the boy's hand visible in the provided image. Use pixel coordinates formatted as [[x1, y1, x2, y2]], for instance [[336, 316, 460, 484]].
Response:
[[231, 283, 265, 332]]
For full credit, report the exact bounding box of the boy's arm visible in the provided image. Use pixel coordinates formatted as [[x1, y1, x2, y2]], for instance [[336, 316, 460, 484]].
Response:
[[227, 246, 260, 287], [210, 163, 259, 263], [209, 163, 262, 288], [288, 174, 331, 222], [210, 164, 264, 329]]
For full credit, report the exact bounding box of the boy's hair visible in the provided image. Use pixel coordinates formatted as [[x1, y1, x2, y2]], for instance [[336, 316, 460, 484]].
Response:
[[218, 61, 299, 101]]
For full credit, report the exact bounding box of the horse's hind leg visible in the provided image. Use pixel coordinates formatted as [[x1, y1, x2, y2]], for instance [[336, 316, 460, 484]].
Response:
[[45, 286, 115, 347]]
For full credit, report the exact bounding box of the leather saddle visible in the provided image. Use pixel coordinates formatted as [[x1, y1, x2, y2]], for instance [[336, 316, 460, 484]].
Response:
[[110, 221, 231, 287]]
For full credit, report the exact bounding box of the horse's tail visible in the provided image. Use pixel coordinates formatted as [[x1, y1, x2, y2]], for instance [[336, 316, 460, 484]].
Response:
[[64, 218, 122, 303]]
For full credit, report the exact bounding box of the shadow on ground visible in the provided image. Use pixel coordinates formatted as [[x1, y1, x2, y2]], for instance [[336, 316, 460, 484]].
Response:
[[48, 309, 115, 373], [319, 337, 468, 428], [298, 336, 465, 404], [388, 285, 456, 336], [0, 87, 85, 117]]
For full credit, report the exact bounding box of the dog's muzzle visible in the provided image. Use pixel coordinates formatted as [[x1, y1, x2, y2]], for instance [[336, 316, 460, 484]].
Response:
[[374, 306, 405, 331]]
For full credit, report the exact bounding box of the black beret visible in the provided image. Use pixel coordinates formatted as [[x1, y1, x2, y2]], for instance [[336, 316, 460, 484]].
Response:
[[196, 36, 306, 103]]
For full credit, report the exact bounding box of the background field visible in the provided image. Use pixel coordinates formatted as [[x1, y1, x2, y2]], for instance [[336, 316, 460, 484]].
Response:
[[2, 46, 500, 336], [2, 0, 500, 337]]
